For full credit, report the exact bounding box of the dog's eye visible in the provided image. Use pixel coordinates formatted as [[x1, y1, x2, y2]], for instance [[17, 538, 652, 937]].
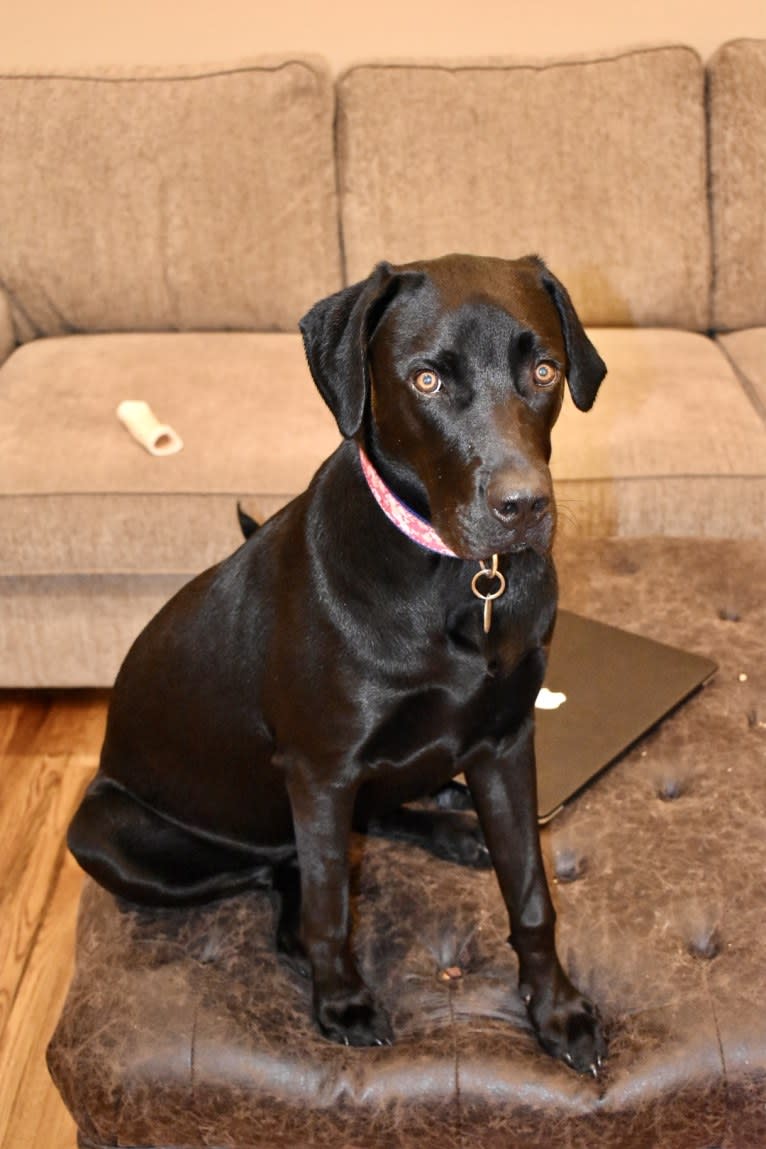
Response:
[[412, 369, 442, 395], [533, 362, 560, 388]]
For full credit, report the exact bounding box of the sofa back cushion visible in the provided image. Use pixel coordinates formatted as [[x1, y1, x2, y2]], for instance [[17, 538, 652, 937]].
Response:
[[0, 58, 341, 338], [337, 47, 710, 329], [709, 39, 766, 332]]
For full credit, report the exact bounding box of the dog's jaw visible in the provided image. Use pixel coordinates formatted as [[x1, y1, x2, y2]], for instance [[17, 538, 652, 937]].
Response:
[[434, 499, 558, 564]]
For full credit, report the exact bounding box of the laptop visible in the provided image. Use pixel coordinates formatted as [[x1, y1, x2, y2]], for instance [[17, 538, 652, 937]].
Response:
[[535, 611, 718, 823]]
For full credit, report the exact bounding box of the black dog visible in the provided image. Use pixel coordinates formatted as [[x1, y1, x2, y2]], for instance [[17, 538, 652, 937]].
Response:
[[69, 253, 607, 1073]]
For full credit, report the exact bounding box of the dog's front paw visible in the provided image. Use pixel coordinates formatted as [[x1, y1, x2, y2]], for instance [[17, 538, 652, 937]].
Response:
[[315, 985, 393, 1047], [523, 978, 607, 1075]]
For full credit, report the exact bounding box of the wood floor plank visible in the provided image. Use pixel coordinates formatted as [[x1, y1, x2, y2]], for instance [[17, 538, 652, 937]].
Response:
[[37, 693, 108, 759], [0, 849, 82, 1149], [0, 690, 108, 759], [0, 752, 95, 1041], [0, 693, 106, 1149], [0, 693, 52, 757], [0, 697, 25, 755]]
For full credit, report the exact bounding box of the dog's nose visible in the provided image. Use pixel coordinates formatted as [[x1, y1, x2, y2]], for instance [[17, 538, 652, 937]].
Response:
[[487, 474, 551, 526]]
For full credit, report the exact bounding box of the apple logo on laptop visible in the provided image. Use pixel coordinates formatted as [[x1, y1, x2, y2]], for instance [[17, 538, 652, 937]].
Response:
[[535, 687, 567, 711]]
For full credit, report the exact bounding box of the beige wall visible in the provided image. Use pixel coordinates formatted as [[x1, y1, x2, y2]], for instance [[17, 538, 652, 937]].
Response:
[[1, 0, 765, 72]]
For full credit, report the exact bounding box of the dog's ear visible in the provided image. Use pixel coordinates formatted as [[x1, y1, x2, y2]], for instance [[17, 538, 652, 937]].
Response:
[[540, 268, 607, 412], [299, 262, 403, 437]]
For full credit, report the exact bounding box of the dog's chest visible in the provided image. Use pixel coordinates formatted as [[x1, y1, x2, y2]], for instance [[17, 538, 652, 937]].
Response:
[[357, 558, 555, 774], [360, 621, 543, 776]]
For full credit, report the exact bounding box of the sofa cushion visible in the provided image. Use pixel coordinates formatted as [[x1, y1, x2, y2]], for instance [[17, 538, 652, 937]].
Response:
[[0, 59, 341, 339], [337, 47, 710, 329], [0, 333, 340, 576], [717, 328, 766, 418], [551, 329, 766, 537], [709, 40, 766, 331]]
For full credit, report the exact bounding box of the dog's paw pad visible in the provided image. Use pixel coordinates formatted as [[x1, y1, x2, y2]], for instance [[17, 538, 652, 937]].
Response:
[[559, 1004, 607, 1075], [316, 992, 393, 1047], [527, 989, 607, 1075]]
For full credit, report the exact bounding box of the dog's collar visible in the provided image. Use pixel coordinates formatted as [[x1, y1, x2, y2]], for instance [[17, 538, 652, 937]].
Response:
[[357, 445, 506, 633], [357, 445, 458, 558]]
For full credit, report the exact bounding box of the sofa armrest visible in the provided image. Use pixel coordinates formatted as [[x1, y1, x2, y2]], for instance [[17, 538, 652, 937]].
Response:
[[0, 287, 16, 366]]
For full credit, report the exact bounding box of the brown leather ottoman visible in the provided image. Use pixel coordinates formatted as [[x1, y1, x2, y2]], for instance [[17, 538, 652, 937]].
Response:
[[48, 538, 766, 1149]]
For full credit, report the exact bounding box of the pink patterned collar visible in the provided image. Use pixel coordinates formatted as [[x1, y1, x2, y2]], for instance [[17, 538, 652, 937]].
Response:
[[357, 445, 458, 558]]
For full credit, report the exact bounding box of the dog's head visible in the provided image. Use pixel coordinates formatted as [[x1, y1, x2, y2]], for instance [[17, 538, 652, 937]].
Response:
[[300, 253, 606, 560]]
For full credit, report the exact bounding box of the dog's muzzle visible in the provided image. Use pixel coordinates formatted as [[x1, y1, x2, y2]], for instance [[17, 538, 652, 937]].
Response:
[[483, 468, 555, 553]]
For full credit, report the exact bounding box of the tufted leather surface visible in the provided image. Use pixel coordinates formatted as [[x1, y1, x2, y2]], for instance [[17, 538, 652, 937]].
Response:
[[48, 538, 766, 1148]]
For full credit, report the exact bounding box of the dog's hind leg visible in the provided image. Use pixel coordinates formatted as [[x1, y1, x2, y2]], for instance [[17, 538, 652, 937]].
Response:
[[68, 775, 278, 906], [429, 778, 475, 811], [361, 805, 491, 869], [271, 857, 311, 976]]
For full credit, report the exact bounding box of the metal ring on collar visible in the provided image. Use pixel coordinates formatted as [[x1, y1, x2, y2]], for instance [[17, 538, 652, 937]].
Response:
[[470, 567, 507, 602]]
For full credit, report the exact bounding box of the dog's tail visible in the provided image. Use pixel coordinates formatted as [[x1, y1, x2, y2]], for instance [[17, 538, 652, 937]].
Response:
[[237, 501, 261, 539]]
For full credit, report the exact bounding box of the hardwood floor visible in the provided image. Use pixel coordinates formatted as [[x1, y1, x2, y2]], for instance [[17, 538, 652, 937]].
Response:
[[0, 691, 108, 1149]]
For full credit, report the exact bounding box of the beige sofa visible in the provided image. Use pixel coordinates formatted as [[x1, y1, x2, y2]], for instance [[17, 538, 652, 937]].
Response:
[[1, 41, 764, 686]]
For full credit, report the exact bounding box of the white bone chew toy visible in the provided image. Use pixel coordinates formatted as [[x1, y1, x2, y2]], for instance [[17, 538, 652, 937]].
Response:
[[116, 400, 183, 457]]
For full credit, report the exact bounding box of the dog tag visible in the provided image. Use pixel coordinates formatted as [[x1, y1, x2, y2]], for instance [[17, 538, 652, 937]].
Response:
[[483, 595, 494, 634], [470, 555, 507, 634]]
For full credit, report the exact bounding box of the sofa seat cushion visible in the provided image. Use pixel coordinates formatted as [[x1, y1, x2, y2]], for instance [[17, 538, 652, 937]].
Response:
[[0, 332, 340, 576], [47, 538, 766, 1148], [552, 328, 766, 538], [717, 327, 766, 417], [2, 328, 766, 585]]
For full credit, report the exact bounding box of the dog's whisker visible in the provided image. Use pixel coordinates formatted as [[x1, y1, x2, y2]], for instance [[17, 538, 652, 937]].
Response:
[[554, 500, 582, 528]]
